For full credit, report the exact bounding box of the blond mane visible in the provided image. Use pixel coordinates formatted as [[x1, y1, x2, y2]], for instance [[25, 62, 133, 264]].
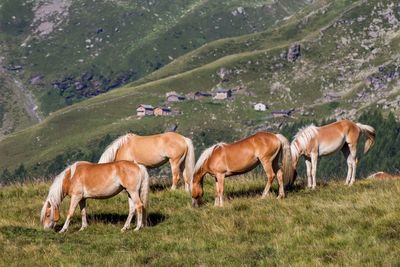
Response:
[[194, 143, 225, 174], [98, 134, 135, 163], [291, 124, 319, 157]]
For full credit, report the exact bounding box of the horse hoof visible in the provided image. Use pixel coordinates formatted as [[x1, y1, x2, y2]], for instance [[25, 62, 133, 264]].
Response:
[[121, 227, 129, 233], [79, 227, 87, 232], [170, 185, 177, 190], [58, 229, 67, 234], [134, 226, 142, 231]]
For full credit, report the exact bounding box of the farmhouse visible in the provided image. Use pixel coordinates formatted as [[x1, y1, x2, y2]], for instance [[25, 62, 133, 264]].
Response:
[[271, 108, 295, 117], [254, 103, 267, 111], [166, 91, 186, 102], [154, 107, 171, 116], [213, 89, 232, 100], [194, 91, 212, 100], [137, 104, 154, 116]]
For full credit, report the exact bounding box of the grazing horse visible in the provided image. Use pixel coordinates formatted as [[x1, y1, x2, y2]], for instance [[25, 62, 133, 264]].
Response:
[[290, 120, 375, 189], [41, 161, 149, 233], [98, 132, 195, 191], [191, 132, 294, 207]]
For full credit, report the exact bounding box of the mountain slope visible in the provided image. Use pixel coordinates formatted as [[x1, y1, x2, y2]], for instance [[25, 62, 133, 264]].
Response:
[[0, 0, 311, 127]]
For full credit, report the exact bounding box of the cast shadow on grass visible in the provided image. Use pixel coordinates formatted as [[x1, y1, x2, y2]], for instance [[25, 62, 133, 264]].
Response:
[[88, 212, 167, 227], [150, 183, 171, 192], [226, 187, 264, 199], [150, 180, 190, 192], [224, 181, 316, 200]]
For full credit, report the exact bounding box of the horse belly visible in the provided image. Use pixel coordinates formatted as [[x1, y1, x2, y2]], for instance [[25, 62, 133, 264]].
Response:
[[227, 158, 258, 175], [318, 138, 345, 156], [135, 153, 167, 168], [83, 179, 123, 199]]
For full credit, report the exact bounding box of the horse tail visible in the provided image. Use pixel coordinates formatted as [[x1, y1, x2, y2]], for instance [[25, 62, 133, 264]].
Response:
[[138, 164, 149, 225], [275, 134, 294, 187], [183, 137, 195, 191], [356, 123, 376, 153], [98, 134, 132, 163]]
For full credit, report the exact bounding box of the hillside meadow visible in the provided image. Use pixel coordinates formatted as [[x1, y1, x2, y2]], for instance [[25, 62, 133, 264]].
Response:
[[1, 174, 399, 266]]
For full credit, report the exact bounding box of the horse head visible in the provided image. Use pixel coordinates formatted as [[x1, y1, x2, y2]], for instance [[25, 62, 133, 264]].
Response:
[[41, 200, 60, 230], [191, 171, 205, 208]]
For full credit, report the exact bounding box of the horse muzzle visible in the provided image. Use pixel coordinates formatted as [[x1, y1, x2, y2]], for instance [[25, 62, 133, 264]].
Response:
[[192, 198, 202, 208], [43, 222, 56, 230]]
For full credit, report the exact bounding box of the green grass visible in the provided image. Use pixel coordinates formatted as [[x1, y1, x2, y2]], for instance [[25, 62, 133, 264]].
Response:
[[1, 175, 399, 266], [1, 0, 400, 177]]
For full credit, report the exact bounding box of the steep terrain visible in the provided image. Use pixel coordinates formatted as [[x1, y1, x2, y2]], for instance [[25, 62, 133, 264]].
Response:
[[0, 0, 310, 134], [0, 0, 399, 177]]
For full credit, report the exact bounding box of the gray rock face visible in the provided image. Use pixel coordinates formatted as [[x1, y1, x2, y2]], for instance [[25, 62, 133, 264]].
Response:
[[287, 44, 301, 62]]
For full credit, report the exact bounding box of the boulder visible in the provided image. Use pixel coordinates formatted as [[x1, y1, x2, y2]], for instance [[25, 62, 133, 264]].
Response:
[[287, 44, 301, 62]]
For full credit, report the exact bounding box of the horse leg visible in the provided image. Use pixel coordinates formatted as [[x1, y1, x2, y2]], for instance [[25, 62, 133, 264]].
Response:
[[133, 194, 144, 231], [305, 157, 312, 188], [79, 199, 88, 231], [169, 158, 181, 190], [121, 194, 136, 232], [59, 195, 81, 233], [311, 153, 318, 189], [271, 158, 285, 199], [215, 173, 225, 207], [260, 160, 275, 198], [276, 169, 285, 199], [348, 144, 358, 185], [181, 159, 191, 193], [342, 145, 352, 185]]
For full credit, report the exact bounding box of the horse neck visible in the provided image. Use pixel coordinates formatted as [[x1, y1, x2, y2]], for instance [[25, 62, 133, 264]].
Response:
[[191, 168, 206, 198], [290, 141, 302, 168], [192, 168, 206, 186], [47, 168, 69, 207]]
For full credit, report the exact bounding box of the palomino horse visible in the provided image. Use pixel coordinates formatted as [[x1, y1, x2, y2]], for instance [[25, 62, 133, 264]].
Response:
[[191, 132, 294, 207], [291, 120, 375, 189], [98, 132, 195, 191], [41, 161, 149, 233]]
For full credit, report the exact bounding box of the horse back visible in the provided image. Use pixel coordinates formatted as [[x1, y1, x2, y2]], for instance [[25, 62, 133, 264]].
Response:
[[208, 132, 280, 175], [68, 161, 141, 198], [115, 133, 187, 165]]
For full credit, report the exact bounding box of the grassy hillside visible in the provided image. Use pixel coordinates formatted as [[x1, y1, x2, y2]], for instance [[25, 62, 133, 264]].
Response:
[[0, 0, 310, 121], [1, 0, 400, 179], [1, 175, 399, 266]]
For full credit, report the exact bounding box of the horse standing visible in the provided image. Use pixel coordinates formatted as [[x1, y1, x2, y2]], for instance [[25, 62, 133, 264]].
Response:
[[290, 120, 375, 189], [41, 161, 149, 233], [98, 132, 195, 191], [191, 132, 293, 207]]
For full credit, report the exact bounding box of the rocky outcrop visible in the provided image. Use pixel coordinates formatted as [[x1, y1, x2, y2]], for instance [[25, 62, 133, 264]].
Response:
[[52, 70, 136, 99], [287, 44, 301, 62]]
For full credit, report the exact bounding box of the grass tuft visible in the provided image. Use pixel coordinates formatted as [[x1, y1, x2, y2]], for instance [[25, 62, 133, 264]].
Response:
[[0, 175, 399, 265]]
